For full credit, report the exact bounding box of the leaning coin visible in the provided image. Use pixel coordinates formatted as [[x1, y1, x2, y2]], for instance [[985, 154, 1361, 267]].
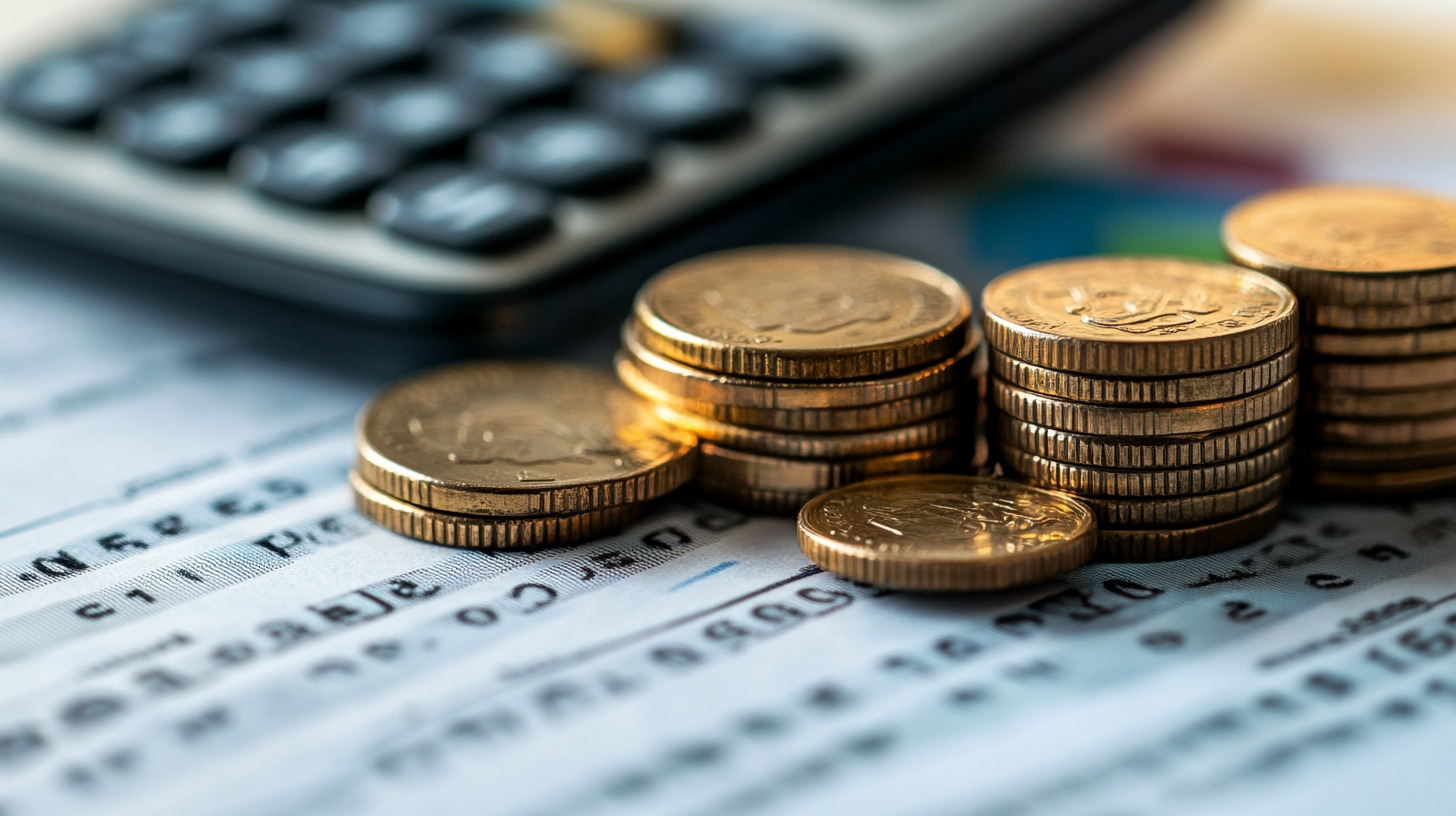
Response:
[[1078, 470, 1289, 528], [1305, 412, 1456, 446], [1223, 185, 1456, 303], [992, 378, 1297, 437], [981, 256, 1296, 376], [696, 443, 959, 496], [651, 401, 963, 459], [1305, 462, 1456, 495], [1097, 498, 1284, 562], [999, 440, 1293, 497], [993, 347, 1296, 405], [619, 323, 977, 409], [1304, 323, 1456, 357], [797, 475, 1096, 591], [351, 472, 644, 549], [634, 245, 972, 380], [1304, 385, 1456, 419], [997, 412, 1295, 469], [1306, 354, 1456, 391], [616, 355, 960, 431], [356, 361, 697, 517], [1304, 298, 1456, 331]]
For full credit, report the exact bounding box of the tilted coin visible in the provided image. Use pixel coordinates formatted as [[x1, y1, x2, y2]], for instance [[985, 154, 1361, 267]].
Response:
[[1304, 385, 1456, 419], [1078, 470, 1289, 528], [616, 354, 960, 431], [633, 245, 972, 380], [999, 439, 1293, 497], [1223, 185, 1456, 304], [1305, 354, 1456, 392], [991, 377, 1297, 437], [619, 323, 978, 409], [1305, 412, 1456, 447], [996, 412, 1295, 470], [356, 361, 697, 517], [1304, 298, 1456, 331], [1302, 437, 1456, 472], [696, 443, 959, 498], [992, 347, 1297, 405], [650, 401, 964, 459], [1097, 498, 1284, 562], [351, 472, 644, 550], [980, 256, 1297, 376], [1304, 323, 1456, 357], [797, 475, 1097, 591], [1305, 462, 1456, 495]]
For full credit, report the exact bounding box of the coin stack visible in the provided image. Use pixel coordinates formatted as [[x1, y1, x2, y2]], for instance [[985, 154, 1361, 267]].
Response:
[[1224, 185, 1456, 496], [618, 245, 983, 513], [351, 361, 698, 548], [983, 256, 1300, 562]]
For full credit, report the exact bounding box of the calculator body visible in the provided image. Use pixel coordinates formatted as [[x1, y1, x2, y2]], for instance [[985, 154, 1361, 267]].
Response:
[[0, 0, 1201, 322]]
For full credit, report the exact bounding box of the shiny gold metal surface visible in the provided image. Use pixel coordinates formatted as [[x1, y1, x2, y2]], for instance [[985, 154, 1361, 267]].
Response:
[[633, 245, 972, 380], [356, 361, 697, 517], [350, 471, 644, 549], [991, 377, 1298, 437], [650, 401, 963, 459], [1000, 440, 1293, 498], [1097, 498, 1284, 562], [1078, 470, 1290, 528], [992, 347, 1296, 405], [996, 412, 1295, 470], [1223, 185, 1456, 303], [796, 475, 1097, 591], [980, 256, 1297, 376]]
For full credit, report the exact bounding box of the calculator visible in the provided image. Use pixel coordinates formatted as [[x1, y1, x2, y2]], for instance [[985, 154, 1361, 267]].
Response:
[[0, 0, 1199, 321]]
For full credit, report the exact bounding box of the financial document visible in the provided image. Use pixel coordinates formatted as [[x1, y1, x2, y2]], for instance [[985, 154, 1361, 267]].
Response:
[[1, 240, 1454, 816]]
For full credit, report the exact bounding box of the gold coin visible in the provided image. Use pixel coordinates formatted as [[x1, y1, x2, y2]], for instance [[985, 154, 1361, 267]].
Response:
[[1304, 298, 1456, 331], [1078, 470, 1289, 528], [650, 401, 964, 459], [616, 354, 961, 431], [356, 361, 697, 517], [992, 347, 1296, 405], [996, 412, 1295, 469], [1305, 412, 1456, 446], [1305, 462, 1456, 495], [797, 475, 1096, 591], [1223, 185, 1456, 303], [1097, 498, 1283, 562], [991, 377, 1297, 437], [1305, 324, 1456, 357], [980, 256, 1296, 376], [618, 323, 978, 409], [1302, 438, 1456, 471], [696, 443, 959, 496], [1306, 353, 1456, 391], [1304, 385, 1456, 418], [633, 245, 972, 380], [999, 439, 1293, 497], [350, 471, 643, 549]]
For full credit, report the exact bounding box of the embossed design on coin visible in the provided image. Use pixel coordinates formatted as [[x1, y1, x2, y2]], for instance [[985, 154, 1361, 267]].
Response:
[[357, 361, 697, 516], [981, 257, 1297, 375], [701, 274, 895, 335], [797, 475, 1096, 591]]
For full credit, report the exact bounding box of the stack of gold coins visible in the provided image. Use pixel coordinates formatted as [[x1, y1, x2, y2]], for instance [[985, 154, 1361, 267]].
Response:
[[618, 245, 983, 513], [982, 256, 1300, 562], [1224, 185, 1456, 496], [351, 361, 698, 548]]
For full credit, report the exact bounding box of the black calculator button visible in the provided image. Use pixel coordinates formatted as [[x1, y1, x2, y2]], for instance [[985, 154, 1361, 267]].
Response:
[[3, 53, 136, 129], [331, 79, 493, 157], [186, 0, 294, 40], [586, 61, 753, 141], [292, 1, 477, 69], [102, 90, 264, 166], [473, 113, 652, 196], [198, 44, 360, 120], [431, 31, 582, 109], [688, 18, 848, 87], [105, 8, 219, 84], [371, 164, 554, 251], [233, 125, 405, 208]]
